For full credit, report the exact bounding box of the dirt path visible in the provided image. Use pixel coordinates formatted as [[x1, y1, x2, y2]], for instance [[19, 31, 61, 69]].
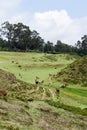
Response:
[[42, 88, 46, 100], [48, 89, 55, 99]]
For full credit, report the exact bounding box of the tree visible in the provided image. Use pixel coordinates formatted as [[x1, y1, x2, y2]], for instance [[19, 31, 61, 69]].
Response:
[[44, 41, 54, 53], [0, 21, 14, 48], [55, 40, 63, 52], [0, 37, 8, 51], [81, 35, 87, 54], [76, 35, 87, 55], [12, 23, 31, 50], [30, 30, 45, 51], [54, 40, 76, 53], [0, 21, 31, 51]]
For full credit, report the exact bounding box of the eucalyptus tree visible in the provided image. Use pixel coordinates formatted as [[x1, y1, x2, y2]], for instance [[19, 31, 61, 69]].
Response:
[[0, 21, 14, 48], [12, 22, 31, 50], [30, 30, 45, 51], [0, 21, 45, 51], [44, 41, 54, 53], [0, 21, 31, 51], [76, 35, 87, 55]]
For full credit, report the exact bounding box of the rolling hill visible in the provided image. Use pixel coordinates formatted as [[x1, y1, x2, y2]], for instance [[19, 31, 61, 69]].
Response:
[[55, 56, 87, 86], [0, 69, 87, 130]]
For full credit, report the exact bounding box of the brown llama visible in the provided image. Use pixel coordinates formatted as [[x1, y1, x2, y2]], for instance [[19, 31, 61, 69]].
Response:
[[0, 90, 7, 96]]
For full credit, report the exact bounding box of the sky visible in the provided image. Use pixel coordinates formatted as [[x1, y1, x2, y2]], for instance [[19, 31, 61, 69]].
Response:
[[0, 0, 87, 45]]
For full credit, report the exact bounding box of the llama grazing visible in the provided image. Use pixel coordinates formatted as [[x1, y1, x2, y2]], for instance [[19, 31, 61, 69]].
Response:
[[60, 83, 67, 88], [0, 90, 7, 96]]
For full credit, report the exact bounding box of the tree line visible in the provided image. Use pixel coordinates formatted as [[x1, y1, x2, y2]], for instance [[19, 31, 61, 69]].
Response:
[[0, 21, 87, 55]]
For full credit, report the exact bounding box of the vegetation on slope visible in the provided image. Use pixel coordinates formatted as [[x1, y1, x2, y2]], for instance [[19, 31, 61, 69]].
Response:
[[0, 69, 87, 130], [55, 56, 87, 85], [0, 69, 56, 102], [0, 52, 87, 130], [0, 52, 76, 84]]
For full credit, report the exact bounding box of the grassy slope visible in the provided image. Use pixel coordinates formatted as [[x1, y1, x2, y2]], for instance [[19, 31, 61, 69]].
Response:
[[0, 52, 87, 130], [55, 56, 87, 85], [0, 69, 87, 130], [0, 52, 75, 84]]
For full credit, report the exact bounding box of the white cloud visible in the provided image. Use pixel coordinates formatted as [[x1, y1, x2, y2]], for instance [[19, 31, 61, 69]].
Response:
[[0, 2, 87, 45], [0, 0, 21, 23], [30, 10, 87, 45]]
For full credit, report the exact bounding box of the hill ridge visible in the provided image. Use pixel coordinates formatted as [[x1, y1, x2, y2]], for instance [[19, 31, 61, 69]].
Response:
[[55, 56, 87, 85]]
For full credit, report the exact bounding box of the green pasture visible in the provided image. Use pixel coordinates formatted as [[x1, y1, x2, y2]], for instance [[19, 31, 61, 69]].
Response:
[[60, 86, 87, 109], [0, 51, 75, 84], [0, 52, 87, 130], [42, 82, 87, 109], [0, 51, 87, 109]]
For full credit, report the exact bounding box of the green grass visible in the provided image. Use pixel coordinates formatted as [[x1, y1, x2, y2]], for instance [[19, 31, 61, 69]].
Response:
[[56, 56, 87, 84], [0, 52, 75, 84], [62, 87, 87, 97], [0, 51, 87, 130], [46, 100, 87, 116]]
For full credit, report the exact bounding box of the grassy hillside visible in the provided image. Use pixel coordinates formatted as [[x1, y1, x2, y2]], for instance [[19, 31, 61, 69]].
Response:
[[0, 52, 87, 130], [0, 68, 87, 129], [0, 51, 76, 84], [55, 56, 87, 85]]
